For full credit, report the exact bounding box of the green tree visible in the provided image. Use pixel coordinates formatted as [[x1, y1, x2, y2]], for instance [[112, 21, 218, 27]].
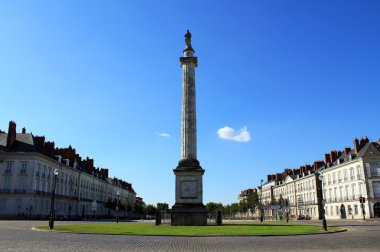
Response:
[[104, 198, 113, 216], [230, 203, 239, 215], [238, 199, 248, 213], [156, 203, 169, 212], [144, 204, 157, 217], [205, 202, 223, 212], [246, 192, 260, 214]]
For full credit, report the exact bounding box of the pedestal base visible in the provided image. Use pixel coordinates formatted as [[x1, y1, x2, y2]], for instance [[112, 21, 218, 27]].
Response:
[[171, 203, 207, 226]]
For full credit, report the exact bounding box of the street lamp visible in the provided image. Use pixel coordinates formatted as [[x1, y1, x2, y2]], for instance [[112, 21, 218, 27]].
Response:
[[260, 179, 264, 222], [116, 191, 120, 223], [358, 178, 366, 220], [68, 179, 73, 221], [49, 169, 59, 229], [318, 173, 327, 231]]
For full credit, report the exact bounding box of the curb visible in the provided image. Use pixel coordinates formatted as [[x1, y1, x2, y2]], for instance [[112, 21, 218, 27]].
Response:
[[32, 227, 347, 237]]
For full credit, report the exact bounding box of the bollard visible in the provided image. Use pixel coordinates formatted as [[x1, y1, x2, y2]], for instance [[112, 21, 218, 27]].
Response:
[[155, 211, 161, 226], [217, 211, 222, 226]]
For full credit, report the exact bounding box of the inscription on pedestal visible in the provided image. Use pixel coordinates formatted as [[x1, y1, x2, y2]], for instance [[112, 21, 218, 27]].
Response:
[[180, 181, 198, 199]]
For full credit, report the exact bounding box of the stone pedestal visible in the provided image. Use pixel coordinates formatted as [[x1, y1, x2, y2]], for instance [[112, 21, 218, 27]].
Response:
[[171, 159, 207, 226]]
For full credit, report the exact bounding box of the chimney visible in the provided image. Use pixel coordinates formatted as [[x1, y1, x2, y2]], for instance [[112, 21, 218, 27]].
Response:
[[44, 141, 55, 156], [344, 147, 351, 155], [267, 174, 272, 182], [354, 138, 360, 154], [22, 127, 26, 134], [324, 153, 331, 165], [6, 121, 17, 148], [330, 151, 337, 163], [313, 160, 325, 171]]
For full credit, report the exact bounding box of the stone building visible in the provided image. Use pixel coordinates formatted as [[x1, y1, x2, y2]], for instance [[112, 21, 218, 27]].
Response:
[[319, 137, 380, 220], [253, 137, 380, 220], [238, 188, 257, 202], [0, 121, 137, 219]]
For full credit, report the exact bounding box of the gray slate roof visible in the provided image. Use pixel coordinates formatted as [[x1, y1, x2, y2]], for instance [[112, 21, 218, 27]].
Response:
[[0, 133, 36, 152]]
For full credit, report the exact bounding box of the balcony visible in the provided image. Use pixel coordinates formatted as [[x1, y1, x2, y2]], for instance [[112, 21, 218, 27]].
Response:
[[19, 170, 27, 176], [0, 189, 11, 194], [13, 189, 26, 194], [3, 170, 12, 176]]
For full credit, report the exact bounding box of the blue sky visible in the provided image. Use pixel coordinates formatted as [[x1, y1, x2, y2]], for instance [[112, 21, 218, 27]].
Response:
[[1, 1, 379, 206]]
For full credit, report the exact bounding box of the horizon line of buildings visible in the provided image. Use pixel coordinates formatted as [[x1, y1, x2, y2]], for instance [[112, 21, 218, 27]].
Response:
[[239, 136, 380, 220], [0, 120, 142, 219]]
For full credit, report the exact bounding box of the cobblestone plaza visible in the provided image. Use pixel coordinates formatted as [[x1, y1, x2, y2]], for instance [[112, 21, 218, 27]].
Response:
[[0, 220, 380, 251]]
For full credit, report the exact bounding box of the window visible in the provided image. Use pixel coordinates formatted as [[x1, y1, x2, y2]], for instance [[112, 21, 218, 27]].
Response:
[[351, 184, 356, 199], [333, 172, 337, 183], [354, 205, 358, 215], [20, 162, 27, 173], [370, 163, 380, 177], [5, 162, 13, 174], [343, 170, 348, 182], [33, 178, 37, 191], [336, 206, 339, 215], [345, 185, 349, 200], [359, 183, 363, 196], [334, 188, 338, 201], [19, 178, 25, 190], [328, 174, 331, 185], [3, 177, 10, 190], [356, 166, 362, 179], [373, 182, 380, 198], [348, 205, 352, 215], [0, 198, 6, 211], [350, 167, 355, 180], [36, 163, 41, 176], [330, 206, 334, 216], [338, 171, 342, 182]]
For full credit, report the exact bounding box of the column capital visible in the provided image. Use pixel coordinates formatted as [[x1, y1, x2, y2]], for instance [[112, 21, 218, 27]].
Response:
[[180, 57, 198, 67]]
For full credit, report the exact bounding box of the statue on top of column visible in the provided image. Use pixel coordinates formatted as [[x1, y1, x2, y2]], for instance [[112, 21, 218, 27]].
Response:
[[185, 30, 192, 46]]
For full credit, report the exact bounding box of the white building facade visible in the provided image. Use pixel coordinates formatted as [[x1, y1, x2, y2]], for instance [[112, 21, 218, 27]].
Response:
[[0, 122, 137, 219]]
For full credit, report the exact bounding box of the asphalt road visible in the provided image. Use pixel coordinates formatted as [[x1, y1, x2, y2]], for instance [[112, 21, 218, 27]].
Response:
[[0, 219, 379, 251]]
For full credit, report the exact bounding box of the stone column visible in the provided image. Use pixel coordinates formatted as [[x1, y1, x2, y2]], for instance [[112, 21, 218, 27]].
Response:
[[180, 40, 198, 161], [172, 30, 207, 226]]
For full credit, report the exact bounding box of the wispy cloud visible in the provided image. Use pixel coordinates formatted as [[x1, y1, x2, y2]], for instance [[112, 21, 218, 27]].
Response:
[[217, 126, 251, 142], [155, 132, 170, 138]]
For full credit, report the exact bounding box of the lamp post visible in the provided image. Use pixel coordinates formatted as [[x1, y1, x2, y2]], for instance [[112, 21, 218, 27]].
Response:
[[49, 169, 59, 229], [260, 179, 264, 222], [116, 191, 120, 223], [68, 179, 73, 221], [318, 173, 327, 231], [358, 179, 366, 220]]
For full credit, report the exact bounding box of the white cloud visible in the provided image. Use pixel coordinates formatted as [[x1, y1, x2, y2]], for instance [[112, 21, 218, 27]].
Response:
[[217, 126, 251, 142], [155, 132, 170, 138]]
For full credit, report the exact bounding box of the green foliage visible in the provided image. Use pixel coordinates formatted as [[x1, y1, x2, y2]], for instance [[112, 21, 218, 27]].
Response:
[[238, 199, 248, 213], [132, 202, 144, 214], [156, 203, 170, 212], [205, 202, 223, 212], [246, 192, 260, 213], [144, 204, 157, 216]]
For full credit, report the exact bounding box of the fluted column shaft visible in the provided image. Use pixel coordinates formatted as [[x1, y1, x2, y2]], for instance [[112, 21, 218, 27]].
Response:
[[180, 56, 198, 160]]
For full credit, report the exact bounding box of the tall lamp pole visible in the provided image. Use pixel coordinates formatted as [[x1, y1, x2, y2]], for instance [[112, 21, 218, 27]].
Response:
[[49, 169, 59, 229], [116, 191, 120, 223], [318, 173, 327, 231], [260, 179, 264, 222]]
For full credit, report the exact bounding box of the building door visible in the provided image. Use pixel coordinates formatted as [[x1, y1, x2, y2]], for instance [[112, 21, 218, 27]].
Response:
[[340, 204, 346, 219], [374, 202, 380, 218]]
